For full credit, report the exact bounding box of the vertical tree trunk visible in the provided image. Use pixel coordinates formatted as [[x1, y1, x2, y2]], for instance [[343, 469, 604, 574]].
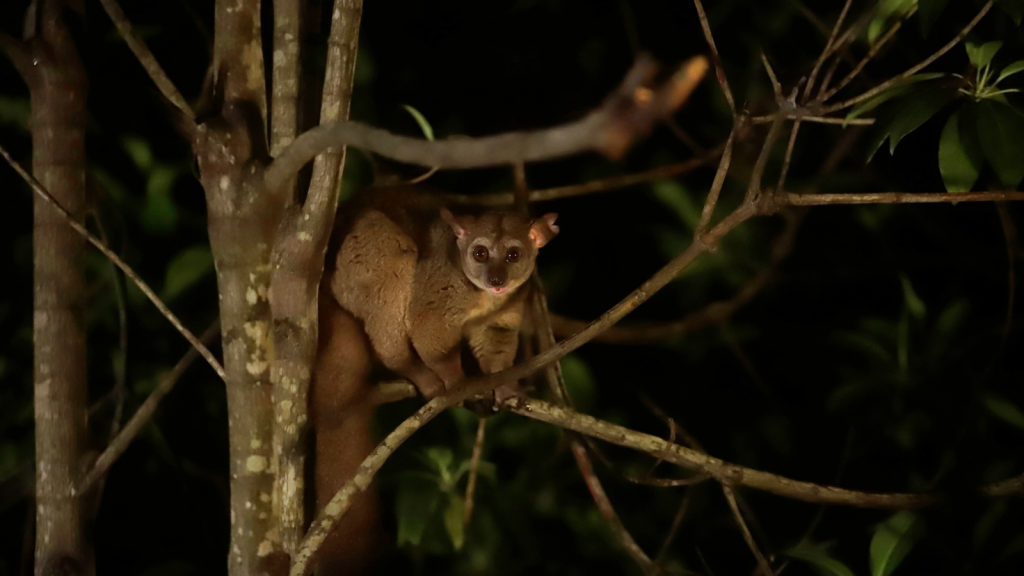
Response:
[[18, 1, 93, 574], [269, 0, 363, 557], [199, 1, 278, 574]]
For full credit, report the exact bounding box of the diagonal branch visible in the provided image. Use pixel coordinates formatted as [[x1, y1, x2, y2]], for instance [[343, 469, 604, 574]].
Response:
[[692, 0, 736, 115], [723, 485, 775, 576], [96, 0, 195, 124], [0, 143, 226, 380], [78, 321, 220, 494], [265, 55, 709, 194], [822, 1, 995, 114]]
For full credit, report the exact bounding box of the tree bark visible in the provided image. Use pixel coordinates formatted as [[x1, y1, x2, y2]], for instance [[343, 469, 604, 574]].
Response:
[[13, 1, 94, 574]]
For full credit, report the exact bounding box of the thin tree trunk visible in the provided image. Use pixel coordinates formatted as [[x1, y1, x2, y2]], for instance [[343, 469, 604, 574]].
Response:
[[199, 1, 278, 573], [17, 1, 93, 574], [269, 0, 363, 557]]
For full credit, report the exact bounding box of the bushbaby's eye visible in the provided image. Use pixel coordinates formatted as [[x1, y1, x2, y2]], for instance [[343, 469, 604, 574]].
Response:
[[506, 248, 520, 263], [473, 246, 489, 262]]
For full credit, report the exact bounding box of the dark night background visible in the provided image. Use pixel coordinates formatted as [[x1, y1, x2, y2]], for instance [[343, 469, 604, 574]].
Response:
[[2, 1, 1024, 575]]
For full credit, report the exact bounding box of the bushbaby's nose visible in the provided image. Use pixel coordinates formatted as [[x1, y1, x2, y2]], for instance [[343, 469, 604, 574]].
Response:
[[487, 267, 507, 287]]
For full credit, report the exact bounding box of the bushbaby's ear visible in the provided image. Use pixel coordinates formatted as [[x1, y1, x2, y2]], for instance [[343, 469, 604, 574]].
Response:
[[440, 208, 469, 238], [529, 213, 559, 248]]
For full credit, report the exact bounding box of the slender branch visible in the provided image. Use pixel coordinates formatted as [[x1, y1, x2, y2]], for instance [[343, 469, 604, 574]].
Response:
[[462, 418, 486, 526], [0, 144, 226, 380], [696, 128, 737, 234], [776, 121, 802, 192], [815, 9, 908, 104], [442, 145, 727, 207], [782, 191, 1024, 205], [532, 283, 656, 573], [997, 203, 1018, 341], [745, 118, 783, 203], [760, 53, 783, 100], [0, 32, 34, 81], [96, 0, 195, 123], [692, 0, 736, 115], [266, 55, 709, 194], [723, 485, 775, 576], [656, 489, 693, 562], [749, 113, 874, 126], [822, 1, 994, 113], [551, 208, 804, 344], [802, 0, 853, 101], [78, 321, 220, 494]]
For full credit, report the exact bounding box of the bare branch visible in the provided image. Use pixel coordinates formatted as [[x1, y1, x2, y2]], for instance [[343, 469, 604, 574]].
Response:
[[750, 113, 874, 126], [782, 191, 1024, 206], [0, 143, 226, 380], [532, 284, 656, 573], [96, 0, 195, 123], [815, 9, 909, 104], [760, 52, 783, 100], [79, 321, 220, 494], [745, 118, 783, 203], [723, 485, 775, 576], [692, 0, 736, 115], [270, 0, 301, 158], [823, 1, 995, 114], [265, 55, 710, 194], [776, 121, 802, 192], [696, 129, 738, 234], [551, 208, 804, 344], [0, 32, 34, 81], [462, 418, 486, 526], [442, 145, 727, 207], [802, 0, 853, 101]]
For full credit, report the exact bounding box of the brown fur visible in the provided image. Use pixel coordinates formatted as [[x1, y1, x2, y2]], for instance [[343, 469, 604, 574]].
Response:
[[311, 185, 557, 573]]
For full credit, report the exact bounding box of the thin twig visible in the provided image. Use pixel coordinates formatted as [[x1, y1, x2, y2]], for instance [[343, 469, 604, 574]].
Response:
[[816, 9, 909, 104], [96, 0, 195, 123], [802, 0, 853, 101], [723, 485, 775, 576], [267, 56, 709, 193], [776, 121, 802, 193], [783, 191, 1024, 205], [745, 118, 783, 203], [823, 1, 994, 114], [532, 283, 656, 573], [0, 144, 226, 380], [78, 321, 220, 494], [696, 129, 738, 234], [749, 114, 874, 126], [462, 418, 486, 526], [692, 0, 736, 115], [441, 144, 727, 207], [656, 489, 693, 562], [760, 53, 783, 100]]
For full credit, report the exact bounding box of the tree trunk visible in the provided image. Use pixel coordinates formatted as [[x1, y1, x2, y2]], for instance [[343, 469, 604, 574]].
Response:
[[19, 1, 93, 574]]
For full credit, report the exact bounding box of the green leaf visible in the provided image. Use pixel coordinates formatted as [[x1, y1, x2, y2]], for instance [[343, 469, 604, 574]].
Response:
[[998, 0, 1024, 25], [784, 544, 856, 576], [444, 494, 466, 550], [869, 0, 916, 43], [975, 100, 1024, 187], [847, 73, 946, 123], [651, 179, 700, 230], [938, 110, 981, 192], [560, 354, 596, 413], [870, 511, 923, 576], [984, 393, 1024, 431], [965, 41, 1003, 70], [140, 166, 181, 233], [918, 0, 950, 37], [899, 275, 926, 320], [402, 104, 435, 141], [162, 246, 214, 301], [426, 446, 454, 474], [395, 480, 442, 547], [868, 88, 955, 160], [997, 60, 1024, 84], [121, 135, 154, 172]]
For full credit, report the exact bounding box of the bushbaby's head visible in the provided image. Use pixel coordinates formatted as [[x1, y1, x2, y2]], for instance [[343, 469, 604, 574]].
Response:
[[440, 208, 559, 295]]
